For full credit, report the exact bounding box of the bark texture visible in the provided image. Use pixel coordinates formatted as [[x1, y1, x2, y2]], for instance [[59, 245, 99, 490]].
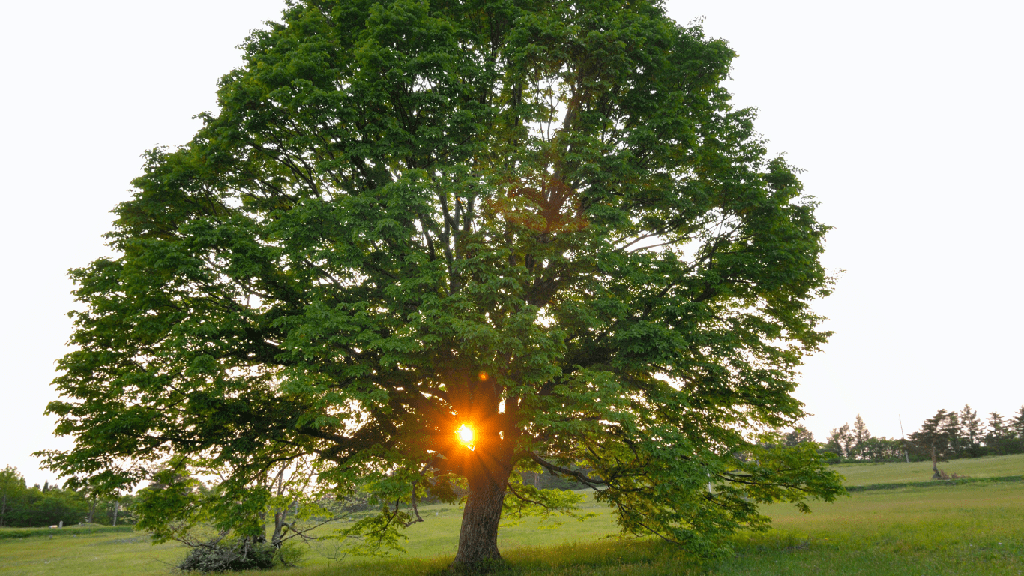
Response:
[[453, 443, 514, 566]]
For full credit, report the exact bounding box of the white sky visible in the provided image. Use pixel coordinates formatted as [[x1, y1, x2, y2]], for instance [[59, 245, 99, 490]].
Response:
[[1, 0, 1021, 487]]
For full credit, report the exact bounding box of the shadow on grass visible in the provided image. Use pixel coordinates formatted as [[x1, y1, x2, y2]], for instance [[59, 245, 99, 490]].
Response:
[[416, 540, 707, 576]]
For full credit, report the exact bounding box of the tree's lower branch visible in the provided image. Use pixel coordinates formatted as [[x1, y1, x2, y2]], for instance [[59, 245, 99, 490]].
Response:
[[405, 482, 424, 527], [529, 453, 607, 488], [504, 481, 546, 507]]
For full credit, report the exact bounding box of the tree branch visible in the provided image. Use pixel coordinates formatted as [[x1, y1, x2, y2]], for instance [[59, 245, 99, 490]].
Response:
[[529, 453, 606, 488]]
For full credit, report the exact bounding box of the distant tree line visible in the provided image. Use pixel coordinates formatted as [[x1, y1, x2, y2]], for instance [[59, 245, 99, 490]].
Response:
[[0, 466, 133, 528], [806, 404, 1024, 465]]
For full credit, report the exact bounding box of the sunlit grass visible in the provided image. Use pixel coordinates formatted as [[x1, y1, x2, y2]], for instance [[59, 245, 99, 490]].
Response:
[[295, 482, 1024, 576], [723, 481, 1024, 576], [3, 457, 1022, 575], [302, 491, 621, 565]]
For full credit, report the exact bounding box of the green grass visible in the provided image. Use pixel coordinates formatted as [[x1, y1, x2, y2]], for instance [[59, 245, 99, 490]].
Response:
[[719, 481, 1024, 576], [294, 481, 1024, 576], [301, 492, 623, 565], [832, 453, 1024, 487], [0, 495, 621, 576], [0, 524, 134, 540], [0, 528, 182, 576], [3, 457, 1022, 576]]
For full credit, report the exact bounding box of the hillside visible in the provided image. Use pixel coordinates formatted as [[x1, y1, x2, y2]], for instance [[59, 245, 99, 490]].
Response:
[[832, 453, 1024, 487]]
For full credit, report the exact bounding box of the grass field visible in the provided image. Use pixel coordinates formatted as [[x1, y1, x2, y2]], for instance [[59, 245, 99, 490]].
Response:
[[2, 455, 1022, 575], [833, 453, 1024, 487]]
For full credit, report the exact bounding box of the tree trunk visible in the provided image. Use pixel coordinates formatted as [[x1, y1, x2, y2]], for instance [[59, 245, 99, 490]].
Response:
[[270, 469, 287, 548], [452, 445, 514, 567], [271, 509, 286, 548]]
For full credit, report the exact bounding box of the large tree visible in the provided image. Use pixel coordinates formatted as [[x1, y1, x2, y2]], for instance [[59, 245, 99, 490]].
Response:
[[41, 0, 841, 567], [908, 410, 953, 478]]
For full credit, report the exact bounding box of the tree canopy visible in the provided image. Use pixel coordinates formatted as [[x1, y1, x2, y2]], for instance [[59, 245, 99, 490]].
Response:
[[42, 0, 842, 566]]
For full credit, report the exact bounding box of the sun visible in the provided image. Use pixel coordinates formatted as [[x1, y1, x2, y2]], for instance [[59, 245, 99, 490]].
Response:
[[455, 423, 475, 450]]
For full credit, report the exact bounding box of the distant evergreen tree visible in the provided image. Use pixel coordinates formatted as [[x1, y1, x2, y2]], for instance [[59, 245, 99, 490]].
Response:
[[1012, 406, 1024, 453], [852, 415, 871, 459], [908, 410, 952, 479], [940, 412, 962, 458], [985, 413, 1013, 455], [958, 405, 984, 457]]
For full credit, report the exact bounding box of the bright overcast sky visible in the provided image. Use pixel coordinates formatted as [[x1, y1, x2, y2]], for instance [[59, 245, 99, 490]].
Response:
[[2, 0, 1021, 487]]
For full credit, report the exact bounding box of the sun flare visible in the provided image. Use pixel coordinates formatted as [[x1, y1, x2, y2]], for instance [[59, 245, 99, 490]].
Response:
[[455, 423, 475, 450]]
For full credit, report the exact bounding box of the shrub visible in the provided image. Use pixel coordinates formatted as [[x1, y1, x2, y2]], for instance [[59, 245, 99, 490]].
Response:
[[178, 539, 277, 572]]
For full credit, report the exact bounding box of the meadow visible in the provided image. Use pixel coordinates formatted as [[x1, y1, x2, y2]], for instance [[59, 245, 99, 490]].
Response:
[[1, 455, 1021, 576], [833, 453, 1023, 487]]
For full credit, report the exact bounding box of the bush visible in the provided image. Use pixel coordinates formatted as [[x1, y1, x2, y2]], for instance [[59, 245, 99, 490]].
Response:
[[178, 539, 277, 572]]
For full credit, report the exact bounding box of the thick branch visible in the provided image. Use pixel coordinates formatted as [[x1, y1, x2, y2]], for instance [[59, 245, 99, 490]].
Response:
[[529, 453, 606, 488]]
